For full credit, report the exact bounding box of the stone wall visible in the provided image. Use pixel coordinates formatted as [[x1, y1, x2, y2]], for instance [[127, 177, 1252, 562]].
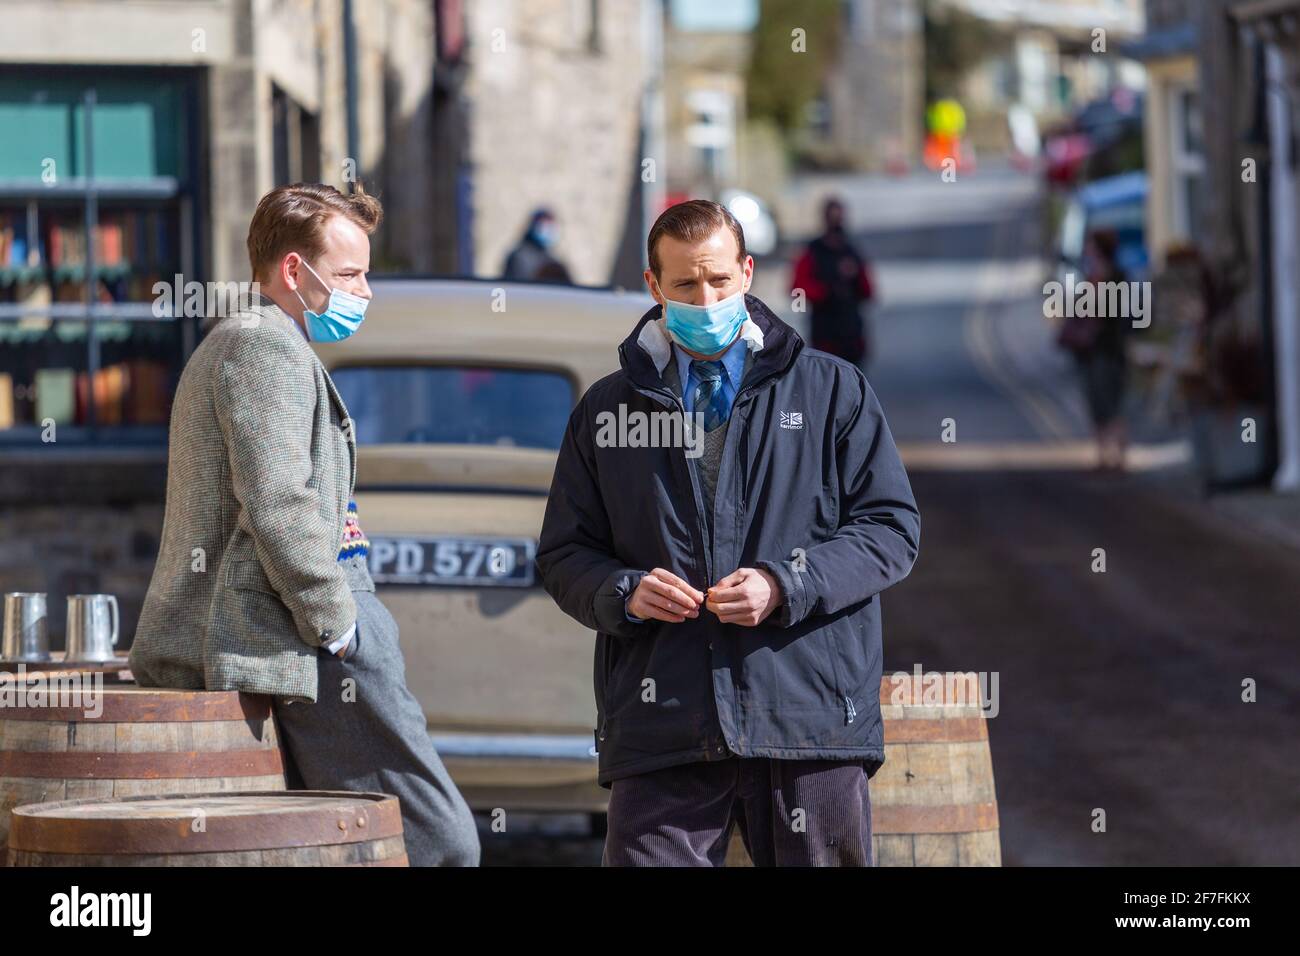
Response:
[[824, 0, 924, 172], [0, 455, 166, 651], [462, 0, 649, 286]]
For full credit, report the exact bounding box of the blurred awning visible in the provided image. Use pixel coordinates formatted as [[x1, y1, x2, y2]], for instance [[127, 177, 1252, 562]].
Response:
[[1228, 0, 1300, 23], [1119, 23, 1198, 60]]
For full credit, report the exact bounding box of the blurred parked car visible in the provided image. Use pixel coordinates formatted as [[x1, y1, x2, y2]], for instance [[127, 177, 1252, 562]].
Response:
[[1043, 128, 1093, 186], [312, 278, 651, 814], [1043, 87, 1144, 187], [661, 189, 778, 257], [1074, 87, 1143, 153], [720, 189, 778, 257], [1057, 171, 1149, 283]]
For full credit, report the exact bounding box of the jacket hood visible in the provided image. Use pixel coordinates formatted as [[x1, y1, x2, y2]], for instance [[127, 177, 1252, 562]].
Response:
[[617, 292, 804, 392]]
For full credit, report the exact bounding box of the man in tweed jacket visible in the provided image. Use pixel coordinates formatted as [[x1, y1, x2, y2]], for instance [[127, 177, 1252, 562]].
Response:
[[130, 183, 479, 866]]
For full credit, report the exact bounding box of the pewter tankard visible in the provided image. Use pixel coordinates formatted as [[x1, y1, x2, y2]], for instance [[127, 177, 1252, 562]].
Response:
[[65, 593, 120, 661], [3, 592, 51, 661]]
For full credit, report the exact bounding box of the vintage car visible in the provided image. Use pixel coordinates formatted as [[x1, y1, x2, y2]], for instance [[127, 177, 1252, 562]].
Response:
[[312, 277, 652, 814]]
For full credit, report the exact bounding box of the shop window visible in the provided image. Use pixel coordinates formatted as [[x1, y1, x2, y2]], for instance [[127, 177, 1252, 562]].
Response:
[[1169, 83, 1205, 240], [0, 67, 203, 445], [272, 84, 321, 186]]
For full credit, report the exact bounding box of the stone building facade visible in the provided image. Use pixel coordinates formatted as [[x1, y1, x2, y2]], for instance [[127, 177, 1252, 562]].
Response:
[[820, 0, 925, 172], [459, 0, 657, 287], [0, 0, 661, 645], [1129, 0, 1300, 490], [0, 0, 444, 645]]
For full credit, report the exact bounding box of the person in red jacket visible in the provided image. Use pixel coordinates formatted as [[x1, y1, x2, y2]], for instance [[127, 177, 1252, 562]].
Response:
[[791, 198, 876, 370]]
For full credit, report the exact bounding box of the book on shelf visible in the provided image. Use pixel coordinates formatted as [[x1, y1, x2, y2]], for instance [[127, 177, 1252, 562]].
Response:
[[0, 210, 36, 267], [0, 373, 13, 430], [48, 221, 127, 268], [75, 364, 128, 426], [34, 367, 76, 425]]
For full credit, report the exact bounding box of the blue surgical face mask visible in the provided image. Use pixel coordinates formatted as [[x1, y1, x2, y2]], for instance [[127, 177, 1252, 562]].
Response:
[[662, 287, 748, 356], [532, 221, 556, 248], [293, 258, 369, 342]]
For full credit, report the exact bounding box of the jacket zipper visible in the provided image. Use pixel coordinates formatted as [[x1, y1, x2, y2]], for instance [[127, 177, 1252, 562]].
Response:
[[819, 624, 856, 725], [624, 360, 787, 754], [630, 374, 778, 583], [631, 384, 714, 586], [597, 639, 613, 747]]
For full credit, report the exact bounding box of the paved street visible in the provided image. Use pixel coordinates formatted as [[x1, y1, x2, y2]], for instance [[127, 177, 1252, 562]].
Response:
[[485, 167, 1300, 866], [794, 167, 1300, 866]]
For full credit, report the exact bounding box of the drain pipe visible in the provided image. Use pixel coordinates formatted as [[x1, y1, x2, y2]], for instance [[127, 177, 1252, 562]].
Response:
[[343, 0, 360, 190], [1266, 43, 1300, 490]]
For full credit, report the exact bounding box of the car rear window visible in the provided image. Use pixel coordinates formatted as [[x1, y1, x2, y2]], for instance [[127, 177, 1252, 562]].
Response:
[[331, 365, 574, 450]]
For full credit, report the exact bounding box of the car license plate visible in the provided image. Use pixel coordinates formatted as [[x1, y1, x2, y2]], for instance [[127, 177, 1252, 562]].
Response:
[[368, 536, 536, 587]]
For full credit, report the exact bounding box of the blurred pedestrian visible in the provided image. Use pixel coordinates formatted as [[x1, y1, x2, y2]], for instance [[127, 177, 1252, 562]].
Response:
[[791, 198, 876, 370], [1058, 228, 1129, 471], [503, 207, 571, 283]]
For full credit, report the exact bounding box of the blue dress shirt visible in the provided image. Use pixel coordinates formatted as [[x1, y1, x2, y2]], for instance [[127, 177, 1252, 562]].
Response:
[[674, 335, 747, 420]]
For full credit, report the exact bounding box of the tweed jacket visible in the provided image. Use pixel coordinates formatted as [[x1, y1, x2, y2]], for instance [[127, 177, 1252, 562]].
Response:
[[129, 293, 374, 703]]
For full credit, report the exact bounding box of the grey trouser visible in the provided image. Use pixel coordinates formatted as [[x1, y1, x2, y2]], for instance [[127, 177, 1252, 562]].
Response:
[[272, 589, 481, 866], [603, 757, 873, 867]]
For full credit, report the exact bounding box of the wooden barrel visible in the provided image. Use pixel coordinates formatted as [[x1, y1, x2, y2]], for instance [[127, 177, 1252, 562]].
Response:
[[0, 687, 287, 861], [726, 672, 1001, 866], [6, 790, 407, 866]]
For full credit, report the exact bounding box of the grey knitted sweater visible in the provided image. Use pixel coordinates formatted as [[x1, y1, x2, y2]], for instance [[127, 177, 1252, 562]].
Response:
[[662, 347, 754, 536]]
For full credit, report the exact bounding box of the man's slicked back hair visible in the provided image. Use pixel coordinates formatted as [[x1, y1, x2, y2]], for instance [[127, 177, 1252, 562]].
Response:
[[247, 182, 384, 282], [647, 199, 746, 277]]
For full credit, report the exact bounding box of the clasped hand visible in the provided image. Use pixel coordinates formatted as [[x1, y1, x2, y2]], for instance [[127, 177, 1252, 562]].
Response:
[[627, 567, 782, 627]]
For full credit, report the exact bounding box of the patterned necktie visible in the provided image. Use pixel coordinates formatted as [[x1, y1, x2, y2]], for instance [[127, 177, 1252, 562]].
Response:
[[690, 359, 729, 432]]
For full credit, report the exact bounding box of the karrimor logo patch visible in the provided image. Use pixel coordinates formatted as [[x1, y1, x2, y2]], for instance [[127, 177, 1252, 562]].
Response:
[[779, 411, 803, 429]]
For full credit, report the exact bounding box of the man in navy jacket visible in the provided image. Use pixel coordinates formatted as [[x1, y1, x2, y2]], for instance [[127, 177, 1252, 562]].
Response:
[[536, 199, 920, 866]]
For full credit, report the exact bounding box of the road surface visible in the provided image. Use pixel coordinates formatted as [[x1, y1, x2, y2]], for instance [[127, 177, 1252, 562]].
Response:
[[483, 167, 1300, 865]]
